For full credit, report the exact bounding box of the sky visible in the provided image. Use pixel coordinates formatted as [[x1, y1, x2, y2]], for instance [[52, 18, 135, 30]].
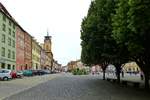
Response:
[[0, 0, 91, 65]]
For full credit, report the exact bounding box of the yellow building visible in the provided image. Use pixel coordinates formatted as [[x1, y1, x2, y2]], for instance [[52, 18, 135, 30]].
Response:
[[123, 62, 141, 73], [67, 60, 85, 71], [32, 39, 41, 70], [67, 61, 76, 71]]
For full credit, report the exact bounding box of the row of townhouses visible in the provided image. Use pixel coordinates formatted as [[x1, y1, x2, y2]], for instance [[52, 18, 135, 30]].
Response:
[[0, 3, 55, 71]]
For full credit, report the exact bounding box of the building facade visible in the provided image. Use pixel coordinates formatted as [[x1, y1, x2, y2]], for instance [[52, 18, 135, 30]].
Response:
[[40, 48, 46, 69], [67, 61, 76, 72], [123, 62, 141, 73], [0, 3, 16, 70], [67, 60, 88, 72], [16, 26, 25, 70], [44, 55, 52, 70], [53, 60, 62, 72], [24, 32, 32, 70], [32, 39, 41, 70]]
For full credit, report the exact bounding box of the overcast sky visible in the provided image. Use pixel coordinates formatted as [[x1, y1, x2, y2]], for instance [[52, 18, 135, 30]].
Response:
[[0, 0, 91, 65]]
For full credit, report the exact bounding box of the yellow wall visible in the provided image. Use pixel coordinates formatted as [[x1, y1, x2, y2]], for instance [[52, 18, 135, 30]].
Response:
[[123, 62, 141, 72], [32, 40, 41, 70]]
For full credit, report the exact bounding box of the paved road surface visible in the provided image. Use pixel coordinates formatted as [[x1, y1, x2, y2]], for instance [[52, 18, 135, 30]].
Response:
[[4, 74, 150, 100]]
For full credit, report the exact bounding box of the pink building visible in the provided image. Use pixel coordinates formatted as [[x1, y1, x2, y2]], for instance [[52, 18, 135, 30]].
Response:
[[16, 26, 25, 70], [24, 32, 32, 70]]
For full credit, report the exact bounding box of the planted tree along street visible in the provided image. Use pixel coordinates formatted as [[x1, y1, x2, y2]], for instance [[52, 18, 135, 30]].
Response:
[[81, 0, 150, 89]]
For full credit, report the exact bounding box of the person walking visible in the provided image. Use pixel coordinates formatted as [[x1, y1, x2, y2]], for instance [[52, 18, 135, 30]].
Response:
[[140, 71, 144, 80]]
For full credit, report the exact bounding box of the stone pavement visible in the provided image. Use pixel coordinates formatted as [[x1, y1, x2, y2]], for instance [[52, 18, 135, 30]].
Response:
[[3, 74, 150, 100], [0, 74, 58, 100]]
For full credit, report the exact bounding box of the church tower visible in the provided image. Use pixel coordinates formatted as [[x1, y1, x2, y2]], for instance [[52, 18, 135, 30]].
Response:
[[43, 31, 53, 69], [44, 32, 52, 57]]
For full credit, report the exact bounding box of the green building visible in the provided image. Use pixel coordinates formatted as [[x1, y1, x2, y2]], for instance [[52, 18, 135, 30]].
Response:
[[0, 3, 16, 70]]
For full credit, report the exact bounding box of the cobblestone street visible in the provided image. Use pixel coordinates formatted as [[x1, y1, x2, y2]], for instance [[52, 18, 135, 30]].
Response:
[[3, 73, 150, 100], [0, 74, 58, 100]]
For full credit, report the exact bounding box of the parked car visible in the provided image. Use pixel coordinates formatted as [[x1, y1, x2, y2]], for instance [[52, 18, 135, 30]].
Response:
[[0, 69, 12, 81], [36, 70, 45, 75], [42, 69, 51, 74], [16, 71, 23, 78], [23, 70, 33, 76], [32, 70, 39, 76]]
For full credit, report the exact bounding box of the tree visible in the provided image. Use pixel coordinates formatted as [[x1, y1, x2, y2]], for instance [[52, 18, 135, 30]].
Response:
[[127, 0, 150, 89], [112, 0, 150, 89], [81, 1, 101, 65], [81, 0, 109, 79], [81, 0, 125, 81], [112, 0, 130, 83], [95, 0, 128, 82]]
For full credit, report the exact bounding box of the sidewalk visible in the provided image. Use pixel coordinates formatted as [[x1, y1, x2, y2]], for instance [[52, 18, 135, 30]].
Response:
[[0, 74, 57, 100]]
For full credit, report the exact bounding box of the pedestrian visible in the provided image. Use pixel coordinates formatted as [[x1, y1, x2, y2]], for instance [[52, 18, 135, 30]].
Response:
[[140, 71, 144, 80], [121, 70, 124, 78]]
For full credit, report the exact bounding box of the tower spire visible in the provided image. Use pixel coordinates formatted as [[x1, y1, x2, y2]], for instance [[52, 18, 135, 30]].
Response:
[[47, 29, 49, 36]]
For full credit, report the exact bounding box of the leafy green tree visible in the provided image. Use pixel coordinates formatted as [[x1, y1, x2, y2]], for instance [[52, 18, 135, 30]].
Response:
[[95, 0, 127, 82], [112, 0, 129, 44], [112, 0, 130, 82], [81, 0, 125, 81], [81, 0, 108, 79], [112, 0, 150, 88], [81, 1, 100, 65], [127, 0, 150, 88]]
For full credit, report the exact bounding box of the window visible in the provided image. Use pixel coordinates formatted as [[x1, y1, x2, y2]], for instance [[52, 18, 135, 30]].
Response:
[[9, 20, 12, 26], [12, 65, 15, 70], [8, 49, 11, 58], [7, 64, 11, 69], [2, 24, 6, 32], [13, 23, 15, 29], [12, 40, 15, 47], [3, 14, 6, 22], [8, 38, 11, 46], [12, 51, 15, 59], [8, 28, 11, 35], [2, 34, 5, 43], [13, 31, 15, 38], [1, 63, 5, 69], [2, 70, 9, 73], [25, 64, 27, 70], [1, 47, 5, 57]]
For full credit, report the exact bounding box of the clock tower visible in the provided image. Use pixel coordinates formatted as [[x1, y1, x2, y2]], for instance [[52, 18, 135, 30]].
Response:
[[44, 34, 52, 56], [43, 32, 53, 69]]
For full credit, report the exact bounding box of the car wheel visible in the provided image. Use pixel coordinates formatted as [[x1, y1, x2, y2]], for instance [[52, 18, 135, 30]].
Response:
[[3, 77, 9, 81], [17, 75, 21, 78]]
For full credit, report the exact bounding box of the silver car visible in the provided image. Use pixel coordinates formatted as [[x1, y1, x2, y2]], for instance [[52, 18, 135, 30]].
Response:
[[0, 69, 12, 81], [17, 71, 23, 78]]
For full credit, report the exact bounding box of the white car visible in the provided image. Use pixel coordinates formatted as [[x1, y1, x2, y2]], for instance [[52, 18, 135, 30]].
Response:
[[0, 69, 12, 81], [16, 71, 23, 78]]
